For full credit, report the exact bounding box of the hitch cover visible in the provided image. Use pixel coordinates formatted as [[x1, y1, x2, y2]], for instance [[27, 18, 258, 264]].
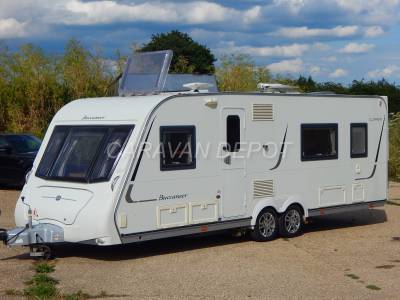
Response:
[[5, 224, 64, 246]]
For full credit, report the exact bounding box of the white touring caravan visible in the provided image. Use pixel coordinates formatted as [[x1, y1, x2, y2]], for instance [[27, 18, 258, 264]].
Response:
[[0, 50, 388, 258]]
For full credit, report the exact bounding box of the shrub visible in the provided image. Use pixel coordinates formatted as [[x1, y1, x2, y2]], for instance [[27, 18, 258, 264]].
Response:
[[389, 113, 400, 181]]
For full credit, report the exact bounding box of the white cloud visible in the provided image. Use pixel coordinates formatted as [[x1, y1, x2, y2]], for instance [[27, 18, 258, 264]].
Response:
[[329, 68, 348, 78], [228, 43, 313, 57], [0, 18, 27, 38], [274, 25, 359, 38], [367, 65, 399, 78], [60, 0, 262, 25], [310, 66, 321, 75], [313, 42, 330, 51], [0, 0, 262, 28], [364, 26, 384, 37], [267, 58, 303, 73], [324, 56, 338, 62], [243, 6, 262, 24], [272, 0, 307, 14], [335, 0, 400, 24], [339, 42, 375, 53]]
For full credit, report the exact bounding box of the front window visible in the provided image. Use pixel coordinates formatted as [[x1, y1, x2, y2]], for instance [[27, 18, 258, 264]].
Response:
[[36, 125, 133, 182]]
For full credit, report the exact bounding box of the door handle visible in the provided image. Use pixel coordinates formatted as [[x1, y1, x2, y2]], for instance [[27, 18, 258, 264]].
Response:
[[224, 155, 231, 165]]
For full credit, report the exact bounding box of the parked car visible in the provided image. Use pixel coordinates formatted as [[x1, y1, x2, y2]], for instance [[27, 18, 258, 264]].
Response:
[[0, 134, 41, 188]]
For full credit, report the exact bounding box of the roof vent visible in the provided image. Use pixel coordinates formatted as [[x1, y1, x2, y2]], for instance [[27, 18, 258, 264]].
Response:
[[257, 83, 300, 94], [183, 82, 213, 93]]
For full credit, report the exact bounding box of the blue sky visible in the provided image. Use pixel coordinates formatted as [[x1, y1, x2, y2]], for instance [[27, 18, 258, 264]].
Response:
[[0, 0, 399, 83]]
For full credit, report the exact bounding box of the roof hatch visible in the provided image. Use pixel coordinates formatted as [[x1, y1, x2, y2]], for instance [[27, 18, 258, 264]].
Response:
[[118, 50, 218, 96]]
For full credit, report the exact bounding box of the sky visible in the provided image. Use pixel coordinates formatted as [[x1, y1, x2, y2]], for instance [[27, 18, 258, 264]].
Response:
[[0, 0, 399, 83]]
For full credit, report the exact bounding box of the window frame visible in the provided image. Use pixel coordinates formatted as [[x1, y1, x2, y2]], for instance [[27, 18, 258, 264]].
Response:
[[159, 125, 196, 171], [350, 123, 368, 158], [301, 123, 339, 161], [35, 125, 133, 183]]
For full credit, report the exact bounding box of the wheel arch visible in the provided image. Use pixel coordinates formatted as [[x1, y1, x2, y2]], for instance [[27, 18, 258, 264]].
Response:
[[251, 198, 279, 226], [280, 196, 308, 218]]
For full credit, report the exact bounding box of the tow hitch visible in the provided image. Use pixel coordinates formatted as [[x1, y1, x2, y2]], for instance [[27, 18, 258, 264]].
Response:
[[1, 198, 64, 259]]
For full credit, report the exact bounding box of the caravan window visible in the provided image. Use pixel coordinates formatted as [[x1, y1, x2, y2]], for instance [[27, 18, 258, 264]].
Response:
[[160, 126, 196, 171], [301, 124, 338, 161], [226, 115, 240, 152], [36, 125, 133, 182], [351, 123, 368, 158]]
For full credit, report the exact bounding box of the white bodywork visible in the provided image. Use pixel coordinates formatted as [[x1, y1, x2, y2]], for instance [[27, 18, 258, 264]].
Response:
[[14, 93, 388, 245]]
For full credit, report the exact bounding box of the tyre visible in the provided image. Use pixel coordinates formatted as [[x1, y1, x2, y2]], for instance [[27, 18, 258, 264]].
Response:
[[279, 205, 304, 238], [251, 207, 278, 242]]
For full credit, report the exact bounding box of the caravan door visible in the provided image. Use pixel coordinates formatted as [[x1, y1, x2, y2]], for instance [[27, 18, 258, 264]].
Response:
[[220, 108, 246, 218]]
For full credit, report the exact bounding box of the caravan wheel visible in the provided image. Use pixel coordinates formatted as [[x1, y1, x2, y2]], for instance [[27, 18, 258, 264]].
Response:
[[251, 208, 278, 242], [279, 205, 304, 238]]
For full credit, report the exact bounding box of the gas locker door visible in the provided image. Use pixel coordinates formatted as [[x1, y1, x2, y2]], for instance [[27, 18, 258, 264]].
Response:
[[220, 108, 246, 218]]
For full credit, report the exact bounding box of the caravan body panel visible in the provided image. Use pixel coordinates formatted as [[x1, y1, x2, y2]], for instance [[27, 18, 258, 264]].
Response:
[[14, 93, 388, 245]]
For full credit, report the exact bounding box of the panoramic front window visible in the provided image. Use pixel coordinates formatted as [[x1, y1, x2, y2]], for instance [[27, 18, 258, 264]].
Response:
[[160, 126, 196, 171], [36, 125, 133, 182], [351, 123, 368, 158], [301, 124, 338, 161]]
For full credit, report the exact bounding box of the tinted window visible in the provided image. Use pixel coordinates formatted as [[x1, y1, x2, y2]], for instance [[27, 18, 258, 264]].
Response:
[[4, 135, 41, 153], [36, 128, 69, 177], [36, 125, 133, 182], [0, 137, 9, 148], [226, 115, 240, 152], [160, 126, 196, 171], [351, 123, 368, 158], [49, 128, 107, 180], [91, 127, 131, 180], [301, 124, 338, 161]]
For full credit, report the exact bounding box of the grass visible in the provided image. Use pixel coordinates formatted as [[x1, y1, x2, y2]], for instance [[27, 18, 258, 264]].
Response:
[[35, 262, 56, 274], [375, 265, 395, 269], [387, 200, 400, 206], [24, 262, 59, 299], [63, 290, 91, 300], [346, 273, 360, 280], [6, 261, 127, 299], [366, 284, 381, 291], [24, 282, 58, 299], [63, 290, 126, 299], [5, 289, 23, 296]]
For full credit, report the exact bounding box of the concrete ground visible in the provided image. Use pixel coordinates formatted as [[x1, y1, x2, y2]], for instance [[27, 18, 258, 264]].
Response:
[[0, 183, 400, 299]]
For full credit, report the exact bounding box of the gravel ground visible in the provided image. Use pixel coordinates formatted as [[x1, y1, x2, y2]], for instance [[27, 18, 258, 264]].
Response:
[[0, 183, 400, 299]]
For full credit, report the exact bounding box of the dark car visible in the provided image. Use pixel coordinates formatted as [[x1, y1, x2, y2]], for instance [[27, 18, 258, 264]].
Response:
[[0, 134, 41, 188]]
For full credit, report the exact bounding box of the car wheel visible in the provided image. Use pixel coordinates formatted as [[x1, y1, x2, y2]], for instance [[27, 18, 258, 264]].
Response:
[[279, 205, 304, 238], [251, 207, 278, 242]]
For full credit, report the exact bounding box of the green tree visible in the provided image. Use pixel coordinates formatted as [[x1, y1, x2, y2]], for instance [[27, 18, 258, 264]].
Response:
[[1, 44, 64, 136], [349, 79, 400, 113], [61, 39, 113, 100], [216, 54, 258, 92], [141, 30, 216, 74], [296, 75, 317, 92], [389, 113, 400, 181]]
